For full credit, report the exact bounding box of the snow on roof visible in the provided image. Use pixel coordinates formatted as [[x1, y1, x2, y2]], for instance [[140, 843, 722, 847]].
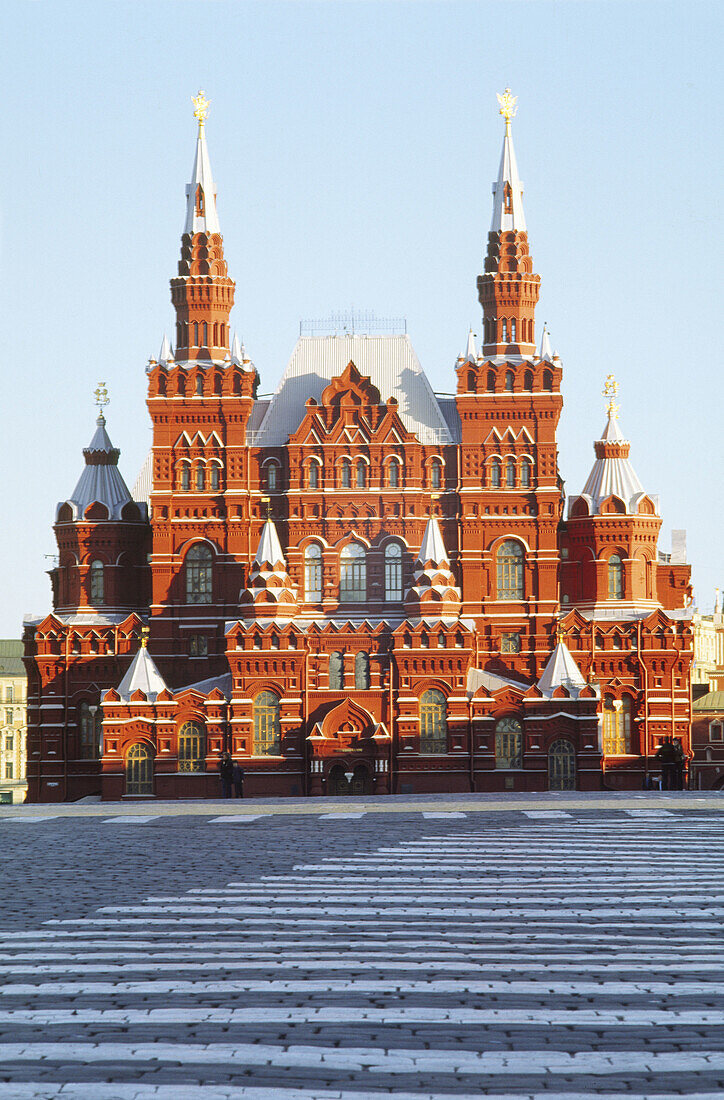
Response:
[[115, 644, 167, 702], [576, 409, 648, 516], [253, 335, 453, 446], [537, 641, 588, 698], [59, 415, 137, 522]]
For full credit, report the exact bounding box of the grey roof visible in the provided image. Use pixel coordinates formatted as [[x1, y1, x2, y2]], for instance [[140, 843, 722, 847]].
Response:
[[467, 667, 530, 695], [132, 449, 153, 507], [572, 410, 652, 518], [0, 641, 24, 676], [180, 672, 232, 700], [253, 335, 454, 446], [693, 691, 724, 713], [58, 415, 143, 523], [436, 398, 462, 442], [537, 641, 589, 698], [115, 645, 167, 702]]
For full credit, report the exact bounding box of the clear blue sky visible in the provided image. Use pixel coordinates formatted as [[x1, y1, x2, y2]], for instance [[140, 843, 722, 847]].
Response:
[[1, 0, 722, 635]]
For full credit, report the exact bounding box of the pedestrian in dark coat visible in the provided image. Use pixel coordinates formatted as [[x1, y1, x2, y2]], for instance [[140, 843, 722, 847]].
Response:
[[232, 762, 244, 799], [655, 738, 678, 791], [218, 752, 234, 799], [673, 738, 686, 790]]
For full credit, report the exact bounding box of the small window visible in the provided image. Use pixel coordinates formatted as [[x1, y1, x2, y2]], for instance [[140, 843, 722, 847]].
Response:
[[178, 721, 206, 772], [501, 320, 508, 343], [384, 543, 403, 601], [710, 721, 724, 742], [505, 370, 514, 392], [524, 370, 533, 391], [210, 466, 220, 492], [267, 463, 279, 491], [5, 734, 13, 752], [340, 543, 366, 602], [180, 465, 190, 491], [496, 717, 523, 769], [253, 692, 281, 756], [308, 463, 319, 489], [431, 460, 442, 490], [487, 370, 496, 392], [189, 635, 209, 657], [521, 460, 532, 488], [490, 459, 502, 488], [5, 762, 13, 780], [356, 460, 366, 488], [341, 459, 351, 488], [195, 375, 204, 396], [602, 695, 631, 755], [505, 458, 516, 488], [355, 651, 370, 690], [195, 466, 205, 491], [89, 560, 104, 605], [5, 686, 13, 704], [329, 651, 344, 691], [186, 544, 213, 604], [501, 632, 521, 654], [388, 459, 400, 488], [419, 689, 447, 754], [304, 544, 322, 602], [608, 554, 623, 600], [78, 702, 101, 759], [510, 319, 516, 342]]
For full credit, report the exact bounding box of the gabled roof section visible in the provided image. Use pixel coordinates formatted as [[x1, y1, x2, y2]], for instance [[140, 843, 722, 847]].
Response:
[[254, 335, 454, 446], [537, 641, 588, 699], [115, 643, 167, 703]]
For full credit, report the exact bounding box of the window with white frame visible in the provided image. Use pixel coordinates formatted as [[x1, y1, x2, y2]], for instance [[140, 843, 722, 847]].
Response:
[[304, 544, 323, 602], [340, 543, 366, 602], [384, 543, 403, 601], [710, 721, 724, 742], [186, 544, 213, 604]]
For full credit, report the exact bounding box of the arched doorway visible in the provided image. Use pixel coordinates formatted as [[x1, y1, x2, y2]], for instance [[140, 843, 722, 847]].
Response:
[[548, 739, 576, 791], [126, 743, 154, 796], [328, 763, 371, 796]]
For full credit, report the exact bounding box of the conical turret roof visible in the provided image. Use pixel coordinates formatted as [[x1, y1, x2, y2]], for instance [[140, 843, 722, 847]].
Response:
[[416, 518, 450, 567], [59, 414, 135, 522], [537, 641, 587, 698], [577, 407, 648, 515], [490, 98, 526, 233], [116, 640, 167, 702], [254, 519, 286, 570], [184, 97, 220, 235]]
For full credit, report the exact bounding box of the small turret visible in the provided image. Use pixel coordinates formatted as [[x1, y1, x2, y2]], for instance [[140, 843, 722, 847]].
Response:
[[239, 520, 299, 620], [404, 518, 461, 619]]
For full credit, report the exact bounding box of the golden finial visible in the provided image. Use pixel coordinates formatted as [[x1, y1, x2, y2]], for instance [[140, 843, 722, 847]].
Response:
[[602, 374, 620, 418], [192, 90, 210, 131], [94, 382, 109, 414], [140, 626, 150, 649], [497, 88, 518, 131], [556, 621, 565, 644]]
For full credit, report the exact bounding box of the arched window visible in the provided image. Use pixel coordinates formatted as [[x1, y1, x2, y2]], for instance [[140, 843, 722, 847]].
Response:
[[501, 319, 508, 342], [431, 459, 442, 490], [521, 459, 532, 488], [384, 543, 403, 601], [195, 465, 205, 492], [355, 651, 370, 690], [253, 692, 280, 756], [543, 369, 553, 392], [495, 716, 523, 769], [524, 370, 533, 391], [178, 720, 206, 772], [497, 540, 524, 600], [329, 651, 344, 691], [202, 322, 208, 346], [340, 543, 366, 602], [510, 319, 516, 342], [419, 689, 447, 754], [267, 462, 279, 491], [608, 554, 623, 599], [180, 464, 190, 491], [308, 462, 319, 489], [304, 544, 322, 602], [388, 458, 400, 487], [356, 460, 367, 488], [340, 459, 351, 488], [602, 695, 631, 755], [210, 465, 220, 492], [89, 560, 104, 605], [186, 543, 213, 604], [505, 458, 516, 487], [195, 375, 204, 396], [490, 458, 502, 488], [505, 370, 514, 392], [487, 370, 496, 392], [78, 702, 102, 759], [193, 321, 199, 346], [126, 743, 153, 795]]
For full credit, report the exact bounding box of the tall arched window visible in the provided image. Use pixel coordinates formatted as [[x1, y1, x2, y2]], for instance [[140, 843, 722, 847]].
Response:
[[340, 543, 366, 602], [178, 721, 206, 772], [490, 459, 502, 488], [385, 543, 403, 601], [202, 321, 208, 346], [356, 460, 367, 488], [308, 462, 319, 489], [180, 464, 190, 491], [304, 544, 322, 602], [497, 540, 524, 600], [355, 651, 370, 690], [505, 370, 514, 392], [195, 375, 204, 396], [487, 370, 496, 392], [126, 743, 153, 795], [608, 554, 623, 599], [388, 458, 400, 487], [210, 465, 220, 491], [524, 370, 533, 391], [89, 560, 104, 605], [267, 462, 279, 491], [78, 702, 102, 759], [193, 321, 199, 346], [505, 458, 516, 487], [195, 465, 205, 491], [521, 459, 532, 488], [543, 370, 553, 391], [329, 651, 344, 691], [340, 459, 351, 488], [501, 319, 508, 342], [186, 543, 213, 604], [602, 695, 631, 755], [431, 459, 442, 489], [510, 319, 516, 342], [495, 716, 523, 769], [253, 692, 280, 756], [419, 689, 447, 754]]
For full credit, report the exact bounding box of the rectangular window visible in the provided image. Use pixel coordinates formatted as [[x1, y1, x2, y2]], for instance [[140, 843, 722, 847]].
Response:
[[4, 709, 12, 725], [5, 686, 13, 704], [5, 735, 13, 752], [501, 633, 521, 654], [189, 635, 209, 657], [711, 722, 724, 742], [5, 762, 12, 780]]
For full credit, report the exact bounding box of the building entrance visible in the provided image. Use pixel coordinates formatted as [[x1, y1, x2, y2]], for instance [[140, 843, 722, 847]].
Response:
[[548, 739, 576, 790], [328, 763, 371, 796]]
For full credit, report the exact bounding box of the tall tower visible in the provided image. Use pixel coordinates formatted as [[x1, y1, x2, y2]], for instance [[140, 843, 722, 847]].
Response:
[[170, 91, 236, 363], [477, 89, 540, 357]]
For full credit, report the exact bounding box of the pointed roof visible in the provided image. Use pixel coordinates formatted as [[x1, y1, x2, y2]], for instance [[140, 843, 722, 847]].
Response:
[[537, 641, 587, 698], [577, 406, 648, 515], [184, 116, 220, 235], [416, 518, 449, 567], [539, 323, 553, 362], [116, 641, 167, 703], [158, 335, 172, 364], [464, 329, 477, 363], [490, 116, 526, 233], [59, 415, 135, 522], [254, 519, 286, 569]]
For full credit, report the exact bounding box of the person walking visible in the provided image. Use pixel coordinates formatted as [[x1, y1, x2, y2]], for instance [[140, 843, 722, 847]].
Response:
[[232, 761, 244, 799], [655, 738, 677, 791], [218, 752, 234, 799], [672, 738, 686, 790]]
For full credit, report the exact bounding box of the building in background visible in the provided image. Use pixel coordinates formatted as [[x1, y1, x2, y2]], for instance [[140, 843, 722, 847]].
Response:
[[24, 91, 694, 801], [692, 591, 724, 698], [0, 641, 27, 803]]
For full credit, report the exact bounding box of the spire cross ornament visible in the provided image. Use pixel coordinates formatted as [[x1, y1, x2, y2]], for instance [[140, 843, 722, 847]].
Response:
[[192, 90, 210, 131], [602, 374, 620, 418], [94, 382, 109, 414], [140, 626, 150, 649], [496, 88, 518, 131]]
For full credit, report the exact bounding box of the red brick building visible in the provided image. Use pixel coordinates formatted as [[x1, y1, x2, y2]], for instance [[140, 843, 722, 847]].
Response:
[[23, 93, 693, 801]]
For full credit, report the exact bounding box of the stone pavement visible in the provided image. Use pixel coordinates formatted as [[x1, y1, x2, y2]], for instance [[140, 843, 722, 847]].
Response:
[[1, 794, 724, 1097]]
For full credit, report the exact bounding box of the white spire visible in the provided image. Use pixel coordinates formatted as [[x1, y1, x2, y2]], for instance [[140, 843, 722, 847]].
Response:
[[184, 112, 220, 235], [416, 518, 449, 567], [538, 640, 587, 698], [158, 334, 172, 364], [538, 323, 553, 362], [464, 329, 477, 363], [490, 119, 526, 233], [230, 333, 243, 365], [116, 640, 167, 702], [254, 519, 286, 569]]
